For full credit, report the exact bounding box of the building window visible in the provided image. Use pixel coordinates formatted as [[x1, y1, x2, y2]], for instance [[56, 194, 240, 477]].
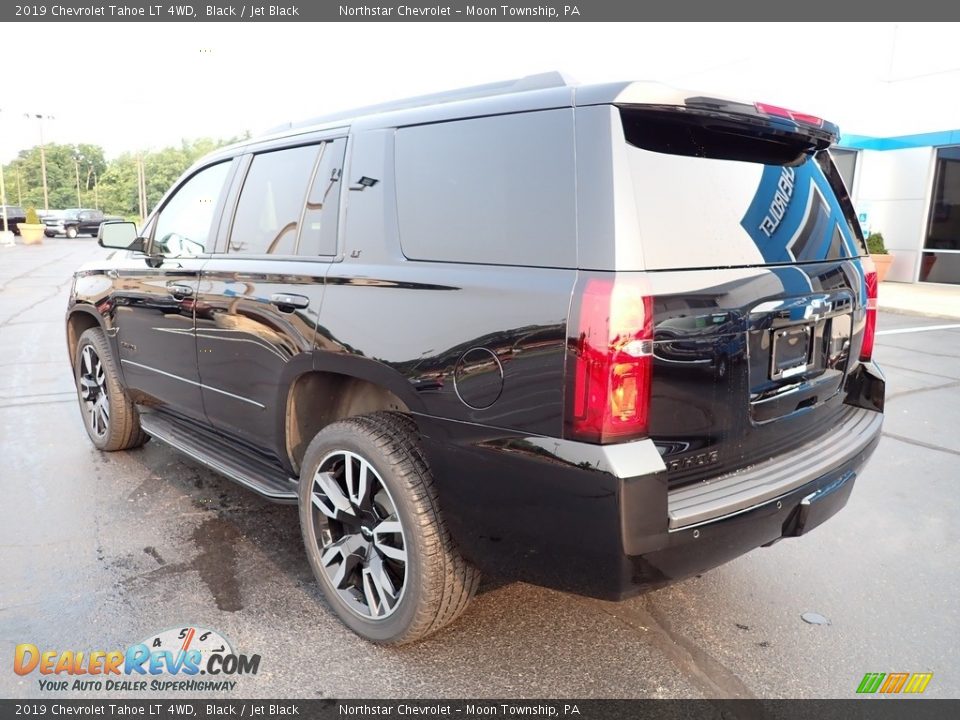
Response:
[[829, 148, 858, 193], [922, 146, 960, 284]]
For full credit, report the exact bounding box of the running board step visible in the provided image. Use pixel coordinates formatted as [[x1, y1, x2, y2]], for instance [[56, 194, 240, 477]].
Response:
[[140, 412, 299, 503]]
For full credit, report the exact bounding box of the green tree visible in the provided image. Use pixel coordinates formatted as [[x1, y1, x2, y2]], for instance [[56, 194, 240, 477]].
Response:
[[95, 153, 140, 218], [2, 134, 247, 220], [3, 143, 107, 210]]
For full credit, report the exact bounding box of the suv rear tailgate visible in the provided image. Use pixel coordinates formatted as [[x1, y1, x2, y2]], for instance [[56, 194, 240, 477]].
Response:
[[615, 104, 877, 495]]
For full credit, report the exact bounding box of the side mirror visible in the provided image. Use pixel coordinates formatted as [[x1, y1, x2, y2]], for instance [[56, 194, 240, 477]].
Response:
[[98, 221, 144, 252]]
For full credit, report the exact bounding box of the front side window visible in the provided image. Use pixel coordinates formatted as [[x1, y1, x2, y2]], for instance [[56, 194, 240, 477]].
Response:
[[153, 161, 231, 257], [228, 144, 321, 255]]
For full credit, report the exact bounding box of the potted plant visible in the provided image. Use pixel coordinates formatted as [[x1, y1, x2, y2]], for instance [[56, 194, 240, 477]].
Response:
[[19, 208, 45, 245], [866, 231, 894, 282]]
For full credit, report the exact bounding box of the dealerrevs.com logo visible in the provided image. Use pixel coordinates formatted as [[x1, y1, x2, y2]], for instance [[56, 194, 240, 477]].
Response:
[[14, 626, 260, 692]]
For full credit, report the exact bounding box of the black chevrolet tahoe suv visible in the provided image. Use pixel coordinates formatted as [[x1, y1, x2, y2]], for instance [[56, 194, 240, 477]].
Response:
[[67, 74, 885, 644], [45, 208, 118, 238]]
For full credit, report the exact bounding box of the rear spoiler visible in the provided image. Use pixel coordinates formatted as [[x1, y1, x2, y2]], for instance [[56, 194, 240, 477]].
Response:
[[616, 97, 838, 152], [615, 97, 839, 165], [577, 81, 839, 150], [685, 96, 838, 149]]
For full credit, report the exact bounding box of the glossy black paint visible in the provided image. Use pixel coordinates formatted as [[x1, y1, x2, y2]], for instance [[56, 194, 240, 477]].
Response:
[[66, 105, 885, 601], [412, 408, 878, 600], [644, 260, 870, 489], [319, 261, 570, 437], [195, 258, 326, 462], [69, 255, 881, 600], [103, 255, 209, 425], [617, 440, 875, 599]]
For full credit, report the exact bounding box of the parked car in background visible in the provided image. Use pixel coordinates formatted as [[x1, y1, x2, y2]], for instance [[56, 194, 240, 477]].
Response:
[[0, 205, 27, 234], [69, 73, 885, 645], [44, 208, 120, 238]]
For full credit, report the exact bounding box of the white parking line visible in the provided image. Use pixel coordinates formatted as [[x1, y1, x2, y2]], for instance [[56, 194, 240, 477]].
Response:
[[876, 323, 960, 336]]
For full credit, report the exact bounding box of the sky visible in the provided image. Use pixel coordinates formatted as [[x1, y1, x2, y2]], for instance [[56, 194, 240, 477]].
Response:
[[2, 22, 959, 161]]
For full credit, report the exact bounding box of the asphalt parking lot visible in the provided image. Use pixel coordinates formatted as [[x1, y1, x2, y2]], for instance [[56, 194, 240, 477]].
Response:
[[1, 239, 958, 699]]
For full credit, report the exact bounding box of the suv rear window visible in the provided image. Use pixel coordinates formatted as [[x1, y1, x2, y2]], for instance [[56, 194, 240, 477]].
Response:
[[620, 108, 866, 271], [395, 109, 577, 268]]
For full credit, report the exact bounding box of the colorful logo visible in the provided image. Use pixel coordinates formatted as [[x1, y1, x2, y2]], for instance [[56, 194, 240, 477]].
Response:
[[740, 159, 859, 265], [856, 672, 933, 695], [14, 626, 260, 693]]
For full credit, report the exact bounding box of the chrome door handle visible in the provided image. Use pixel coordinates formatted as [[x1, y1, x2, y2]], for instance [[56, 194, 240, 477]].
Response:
[[270, 293, 310, 310], [168, 284, 194, 298], [106, 269, 119, 279]]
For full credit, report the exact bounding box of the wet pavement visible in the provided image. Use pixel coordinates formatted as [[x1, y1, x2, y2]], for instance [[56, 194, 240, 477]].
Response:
[[1, 239, 958, 699]]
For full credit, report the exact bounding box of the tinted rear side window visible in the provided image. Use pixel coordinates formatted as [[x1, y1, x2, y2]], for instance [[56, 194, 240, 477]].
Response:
[[229, 144, 320, 255], [395, 109, 577, 267], [621, 109, 865, 271], [299, 138, 346, 257]]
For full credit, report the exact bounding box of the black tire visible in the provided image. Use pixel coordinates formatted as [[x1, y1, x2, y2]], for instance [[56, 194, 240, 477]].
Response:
[[298, 412, 480, 644], [66, 226, 78, 239], [74, 327, 149, 451]]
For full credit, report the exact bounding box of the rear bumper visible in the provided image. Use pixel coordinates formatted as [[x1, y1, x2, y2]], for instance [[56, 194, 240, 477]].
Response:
[[662, 405, 881, 532], [415, 402, 882, 601], [617, 428, 878, 598]]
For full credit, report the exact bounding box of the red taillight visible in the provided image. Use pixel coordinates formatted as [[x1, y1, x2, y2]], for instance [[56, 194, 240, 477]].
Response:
[[754, 101, 824, 128], [566, 275, 653, 444], [859, 257, 878, 361]]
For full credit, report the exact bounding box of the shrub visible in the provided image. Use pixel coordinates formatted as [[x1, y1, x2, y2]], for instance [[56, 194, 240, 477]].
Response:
[[866, 232, 888, 255], [25, 208, 40, 225]]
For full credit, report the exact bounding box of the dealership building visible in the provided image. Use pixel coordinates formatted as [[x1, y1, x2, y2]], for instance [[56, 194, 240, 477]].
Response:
[[832, 132, 960, 285], [662, 24, 960, 288]]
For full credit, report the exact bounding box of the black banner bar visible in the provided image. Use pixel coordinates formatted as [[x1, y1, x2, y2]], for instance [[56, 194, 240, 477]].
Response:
[[1, 1, 958, 22], [1, 700, 960, 720]]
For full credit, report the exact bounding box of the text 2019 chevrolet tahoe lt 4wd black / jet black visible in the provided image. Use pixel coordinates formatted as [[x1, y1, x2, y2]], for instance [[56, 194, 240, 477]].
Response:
[[67, 74, 885, 644]]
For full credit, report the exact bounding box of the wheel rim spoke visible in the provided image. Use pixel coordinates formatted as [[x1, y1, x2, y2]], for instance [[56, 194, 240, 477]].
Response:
[[347, 458, 370, 509], [362, 553, 398, 617], [312, 471, 356, 521], [97, 397, 109, 426], [310, 450, 407, 620], [372, 519, 407, 563], [79, 377, 97, 396], [320, 534, 367, 590]]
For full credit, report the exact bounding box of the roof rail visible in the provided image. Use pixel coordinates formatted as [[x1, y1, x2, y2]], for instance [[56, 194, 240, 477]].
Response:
[[263, 71, 572, 135]]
